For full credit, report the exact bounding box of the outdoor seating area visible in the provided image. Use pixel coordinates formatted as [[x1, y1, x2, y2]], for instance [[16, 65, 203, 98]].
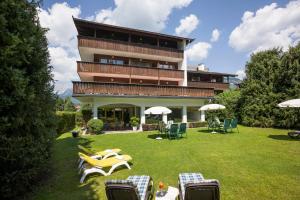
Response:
[[207, 118, 239, 133], [158, 121, 187, 139]]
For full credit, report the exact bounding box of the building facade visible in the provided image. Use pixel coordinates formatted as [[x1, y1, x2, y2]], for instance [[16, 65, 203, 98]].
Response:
[[72, 18, 236, 130]]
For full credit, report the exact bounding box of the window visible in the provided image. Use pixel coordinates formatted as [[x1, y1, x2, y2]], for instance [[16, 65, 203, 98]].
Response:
[[158, 63, 174, 69], [100, 58, 108, 64], [99, 58, 124, 65]]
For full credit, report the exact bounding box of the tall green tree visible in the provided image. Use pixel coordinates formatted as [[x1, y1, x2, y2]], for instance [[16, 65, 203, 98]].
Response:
[[239, 44, 300, 128], [274, 43, 300, 128], [0, 0, 56, 198]]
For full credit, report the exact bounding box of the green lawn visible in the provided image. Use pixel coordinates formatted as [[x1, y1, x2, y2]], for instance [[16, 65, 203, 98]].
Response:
[[30, 126, 300, 200]]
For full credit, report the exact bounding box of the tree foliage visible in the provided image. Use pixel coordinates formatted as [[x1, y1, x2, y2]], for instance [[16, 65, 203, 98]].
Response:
[[212, 89, 241, 119], [239, 44, 300, 128], [55, 97, 76, 111], [0, 0, 56, 198]]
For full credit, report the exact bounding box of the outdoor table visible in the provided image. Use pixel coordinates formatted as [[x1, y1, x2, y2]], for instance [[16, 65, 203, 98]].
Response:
[[156, 186, 179, 200]]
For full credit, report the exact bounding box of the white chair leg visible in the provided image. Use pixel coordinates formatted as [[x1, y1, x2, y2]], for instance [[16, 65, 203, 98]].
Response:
[[80, 167, 107, 183], [107, 161, 131, 176], [78, 159, 84, 169]]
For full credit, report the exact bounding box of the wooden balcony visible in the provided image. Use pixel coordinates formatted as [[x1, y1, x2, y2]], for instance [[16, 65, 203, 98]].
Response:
[[78, 36, 183, 59], [187, 81, 230, 91], [77, 61, 184, 80], [73, 82, 214, 98]]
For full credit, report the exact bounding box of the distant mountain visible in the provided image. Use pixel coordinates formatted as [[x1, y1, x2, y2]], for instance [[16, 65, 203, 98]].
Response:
[[58, 88, 80, 105], [229, 77, 242, 85]]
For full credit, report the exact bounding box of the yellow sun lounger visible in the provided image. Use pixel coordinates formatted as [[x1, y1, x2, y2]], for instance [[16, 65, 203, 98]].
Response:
[[78, 145, 121, 168], [79, 152, 132, 183]]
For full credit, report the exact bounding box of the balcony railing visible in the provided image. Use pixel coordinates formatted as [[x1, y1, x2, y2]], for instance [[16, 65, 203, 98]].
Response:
[[77, 61, 184, 80], [187, 81, 230, 90], [73, 81, 214, 98], [78, 36, 183, 59]]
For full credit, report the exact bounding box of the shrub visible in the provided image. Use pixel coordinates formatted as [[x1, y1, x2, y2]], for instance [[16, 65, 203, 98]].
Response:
[[81, 104, 92, 127], [56, 111, 76, 133], [188, 122, 208, 128], [130, 116, 140, 127], [142, 124, 158, 131], [75, 112, 84, 127], [87, 119, 104, 134]]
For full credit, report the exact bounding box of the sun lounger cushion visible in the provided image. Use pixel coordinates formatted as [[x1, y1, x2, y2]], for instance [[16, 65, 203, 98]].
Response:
[[127, 175, 151, 200], [82, 154, 132, 168], [179, 173, 204, 198]]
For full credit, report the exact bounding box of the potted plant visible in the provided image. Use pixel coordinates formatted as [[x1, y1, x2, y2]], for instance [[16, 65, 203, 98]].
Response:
[[130, 116, 139, 131], [71, 130, 79, 138]]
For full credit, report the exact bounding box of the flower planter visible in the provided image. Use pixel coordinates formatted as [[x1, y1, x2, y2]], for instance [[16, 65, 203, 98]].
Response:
[[71, 131, 79, 138]]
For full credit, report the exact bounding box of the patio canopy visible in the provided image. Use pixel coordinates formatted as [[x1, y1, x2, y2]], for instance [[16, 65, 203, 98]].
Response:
[[144, 106, 172, 115], [278, 99, 300, 108], [199, 104, 226, 111]]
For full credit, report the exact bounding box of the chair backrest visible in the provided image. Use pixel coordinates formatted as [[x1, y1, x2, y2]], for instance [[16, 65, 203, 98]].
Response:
[[170, 124, 179, 134], [179, 123, 187, 133], [231, 118, 238, 128], [184, 182, 220, 200], [214, 117, 221, 124], [223, 119, 231, 129], [105, 181, 140, 200]]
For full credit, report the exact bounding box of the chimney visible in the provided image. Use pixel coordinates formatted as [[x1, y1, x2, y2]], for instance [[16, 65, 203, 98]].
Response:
[[196, 63, 209, 72]]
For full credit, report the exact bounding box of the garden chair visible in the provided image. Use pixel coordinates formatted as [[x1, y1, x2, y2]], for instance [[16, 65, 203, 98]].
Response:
[[105, 175, 154, 200], [77, 145, 121, 169], [178, 123, 187, 138], [168, 123, 179, 139], [230, 118, 239, 133], [220, 119, 231, 133], [288, 131, 300, 139], [178, 173, 220, 200], [78, 153, 132, 183]]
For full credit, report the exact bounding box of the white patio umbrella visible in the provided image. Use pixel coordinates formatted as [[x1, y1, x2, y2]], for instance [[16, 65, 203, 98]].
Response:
[[199, 104, 226, 111], [278, 99, 300, 108], [144, 106, 172, 114], [145, 106, 172, 124], [199, 104, 226, 133]]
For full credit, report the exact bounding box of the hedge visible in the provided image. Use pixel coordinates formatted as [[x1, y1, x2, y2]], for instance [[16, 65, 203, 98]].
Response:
[[56, 111, 76, 133]]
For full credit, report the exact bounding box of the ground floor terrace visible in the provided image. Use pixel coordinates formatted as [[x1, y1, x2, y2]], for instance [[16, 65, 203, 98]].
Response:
[[29, 126, 300, 200], [75, 96, 207, 130]]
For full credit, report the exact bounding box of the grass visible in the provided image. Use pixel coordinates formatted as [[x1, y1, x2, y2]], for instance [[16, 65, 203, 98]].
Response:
[[30, 126, 300, 200]]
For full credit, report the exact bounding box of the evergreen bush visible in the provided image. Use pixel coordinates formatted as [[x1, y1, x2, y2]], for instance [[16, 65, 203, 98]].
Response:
[[0, 0, 56, 198], [87, 119, 104, 134], [56, 111, 76, 133]]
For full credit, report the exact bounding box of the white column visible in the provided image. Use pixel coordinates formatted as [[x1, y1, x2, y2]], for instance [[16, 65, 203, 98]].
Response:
[[200, 110, 205, 122], [162, 114, 168, 124], [182, 106, 187, 123], [93, 104, 98, 119], [139, 106, 145, 131], [178, 41, 187, 86]]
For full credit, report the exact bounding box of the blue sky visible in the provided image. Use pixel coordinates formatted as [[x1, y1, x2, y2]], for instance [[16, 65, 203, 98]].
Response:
[[39, 0, 300, 91]]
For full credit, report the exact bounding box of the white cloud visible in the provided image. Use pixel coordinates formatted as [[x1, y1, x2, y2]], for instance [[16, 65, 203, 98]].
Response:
[[236, 69, 246, 80], [175, 14, 199, 36], [210, 29, 220, 42], [186, 42, 212, 62], [38, 2, 80, 92], [88, 0, 193, 32], [229, 0, 300, 53]]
